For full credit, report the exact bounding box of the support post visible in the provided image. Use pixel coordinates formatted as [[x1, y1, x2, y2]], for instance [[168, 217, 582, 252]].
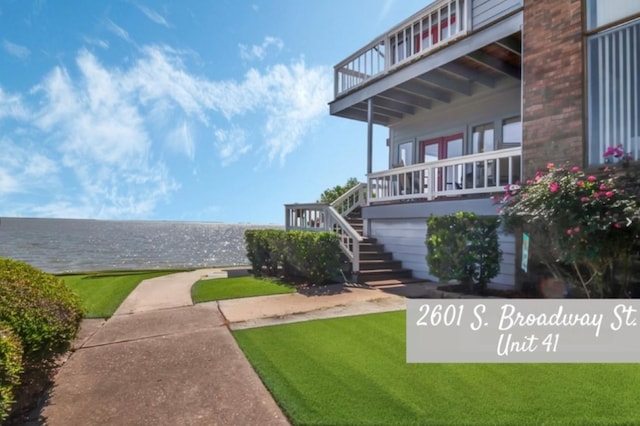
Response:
[[367, 98, 373, 174]]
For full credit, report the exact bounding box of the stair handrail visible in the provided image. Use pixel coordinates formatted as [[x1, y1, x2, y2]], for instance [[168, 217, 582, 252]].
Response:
[[326, 205, 363, 275], [284, 202, 363, 276], [330, 182, 367, 217]]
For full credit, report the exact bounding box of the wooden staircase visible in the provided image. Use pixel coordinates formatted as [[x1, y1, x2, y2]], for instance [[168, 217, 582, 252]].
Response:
[[345, 208, 420, 287]]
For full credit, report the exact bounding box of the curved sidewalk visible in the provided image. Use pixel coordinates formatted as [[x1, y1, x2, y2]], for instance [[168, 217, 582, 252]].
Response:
[[41, 269, 289, 426], [40, 269, 410, 425]]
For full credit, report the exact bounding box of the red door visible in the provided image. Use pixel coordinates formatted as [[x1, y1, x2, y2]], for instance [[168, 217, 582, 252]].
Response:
[[420, 133, 463, 191]]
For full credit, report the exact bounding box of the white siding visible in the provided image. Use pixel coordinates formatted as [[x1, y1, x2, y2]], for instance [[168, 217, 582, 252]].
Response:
[[472, 0, 522, 30], [370, 218, 516, 288]]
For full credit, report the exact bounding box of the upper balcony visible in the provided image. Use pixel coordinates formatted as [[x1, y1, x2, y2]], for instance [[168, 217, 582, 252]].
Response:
[[335, 0, 469, 97], [330, 0, 523, 125]]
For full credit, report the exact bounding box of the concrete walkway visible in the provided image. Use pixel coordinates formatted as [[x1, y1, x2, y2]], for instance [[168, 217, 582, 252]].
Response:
[[40, 269, 410, 425]]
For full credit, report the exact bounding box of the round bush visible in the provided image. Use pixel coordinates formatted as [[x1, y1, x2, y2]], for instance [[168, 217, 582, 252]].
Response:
[[0, 258, 84, 363], [0, 323, 23, 423]]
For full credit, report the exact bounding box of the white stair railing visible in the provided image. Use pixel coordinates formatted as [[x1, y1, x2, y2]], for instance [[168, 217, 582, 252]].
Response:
[[284, 183, 367, 276]]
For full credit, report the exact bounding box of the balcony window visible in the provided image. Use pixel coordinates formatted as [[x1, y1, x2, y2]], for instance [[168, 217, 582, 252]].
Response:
[[397, 141, 414, 166], [502, 117, 522, 145], [471, 123, 495, 153], [586, 0, 640, 30], [587, 18, 640, 164]]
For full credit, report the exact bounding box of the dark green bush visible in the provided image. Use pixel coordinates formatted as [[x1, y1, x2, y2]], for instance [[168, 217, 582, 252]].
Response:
[[285, 231, 341, 283], [0, 323, 22, 423], [0, 258, 84, 363], [245, 230, 340, 283], [426, 212, 502, 293]]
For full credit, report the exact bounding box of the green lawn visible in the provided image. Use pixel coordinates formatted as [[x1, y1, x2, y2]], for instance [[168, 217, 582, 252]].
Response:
[[191, 275, 295, 303], [234, 311, 640, 425], [61, 271, 175, 318]]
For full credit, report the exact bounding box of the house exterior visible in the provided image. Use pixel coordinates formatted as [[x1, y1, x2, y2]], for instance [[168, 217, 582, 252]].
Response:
[[286, 0, 640, 288]]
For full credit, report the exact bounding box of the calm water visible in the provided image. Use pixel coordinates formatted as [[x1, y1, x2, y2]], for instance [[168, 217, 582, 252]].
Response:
[[0, 217, 280, 273]]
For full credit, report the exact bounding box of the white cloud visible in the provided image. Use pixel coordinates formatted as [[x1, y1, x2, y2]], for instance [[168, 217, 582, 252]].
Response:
[[213, 127, 250, 166], [0, 87, 29, 120], [0, 137, 60, 196], [239, 36, 284, 61], [83, 37, 109, 49], [30, 49, 179, 218], [2, 39, 30, 60], [0, 167, 20, 195], [105, 19, 132, 43], [137, 5, 171, 28], [167, 120, 195, 160], [1, 43, 331, 218]]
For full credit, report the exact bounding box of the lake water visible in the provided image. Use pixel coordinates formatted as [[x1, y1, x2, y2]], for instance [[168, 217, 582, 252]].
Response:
[[0, 217, 280, 273]]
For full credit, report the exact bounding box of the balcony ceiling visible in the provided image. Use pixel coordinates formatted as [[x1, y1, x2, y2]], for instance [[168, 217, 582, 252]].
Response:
[[333, 33, 522, 126]]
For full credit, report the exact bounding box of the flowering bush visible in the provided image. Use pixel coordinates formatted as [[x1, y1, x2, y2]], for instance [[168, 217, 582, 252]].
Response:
[[603, 143, 633, 167], [500, 156, 640, 298]]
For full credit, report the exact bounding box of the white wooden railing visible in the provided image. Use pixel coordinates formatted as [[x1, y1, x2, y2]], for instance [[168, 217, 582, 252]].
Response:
[[334, 0, 469, 96], [285, 184, 367, 274], [368, 147, 522, 204]]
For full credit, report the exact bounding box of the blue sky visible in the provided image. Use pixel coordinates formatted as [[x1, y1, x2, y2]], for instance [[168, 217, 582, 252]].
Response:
[[0, 0, 428, 224]]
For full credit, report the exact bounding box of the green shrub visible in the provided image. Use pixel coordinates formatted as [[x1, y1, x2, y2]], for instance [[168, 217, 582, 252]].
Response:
[[285, 231, 341, 283], [244, 230, 341, 284], [0, 258, 84, 363], [426, 213, 502, 293], [0, 323, 23, 423]]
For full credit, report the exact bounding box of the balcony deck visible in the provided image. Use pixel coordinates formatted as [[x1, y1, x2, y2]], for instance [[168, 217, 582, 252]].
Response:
[[330, 0, 523, 126]]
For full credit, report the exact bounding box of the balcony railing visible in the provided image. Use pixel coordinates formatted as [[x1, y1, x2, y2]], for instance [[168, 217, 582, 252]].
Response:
[[334, 0, 469, 97], [367, 147, 522, 204]]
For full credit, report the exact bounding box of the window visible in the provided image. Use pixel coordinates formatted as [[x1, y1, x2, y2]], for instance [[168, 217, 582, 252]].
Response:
[[586, 0, 640, 30], [502, 117, 522, 145], [587, 16, 640, 164], [471, 123, 495, 153], [397, 141, 414, 166]]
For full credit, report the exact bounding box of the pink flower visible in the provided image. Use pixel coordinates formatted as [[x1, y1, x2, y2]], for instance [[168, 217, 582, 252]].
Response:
[[599, 184, 607, 191], [566, 228, 573, 235], [605, 191, 614, 198], [571, 166, 580, 172], [587, 176, 597, 182], [593, 192, 600, 198], [573, 226, 580, 233], [576, 180, 585, 187], [581, 197, 589, 203], [614, 222, 622, 229], [547, 162, 555, 170], [549, 182, 559, 193]]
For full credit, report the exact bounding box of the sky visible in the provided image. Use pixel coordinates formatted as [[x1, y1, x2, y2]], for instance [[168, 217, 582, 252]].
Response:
[[0, 0, 429, 224]]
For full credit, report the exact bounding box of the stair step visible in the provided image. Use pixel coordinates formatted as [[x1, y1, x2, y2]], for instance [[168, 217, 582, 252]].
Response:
[[362, 277, 425, 287], [360, 252, 392, 261], [357, 268, 413, 280], [359, 260, 402, 270]]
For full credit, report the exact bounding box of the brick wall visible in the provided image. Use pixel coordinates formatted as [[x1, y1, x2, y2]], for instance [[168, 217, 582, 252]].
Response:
[[522, 0, 584, 177]]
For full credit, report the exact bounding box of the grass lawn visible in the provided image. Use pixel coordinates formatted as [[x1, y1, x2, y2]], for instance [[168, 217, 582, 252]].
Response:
[[191, 275, 295, 303], [61, 271, 175, 318], [234, 311, 640, 425]]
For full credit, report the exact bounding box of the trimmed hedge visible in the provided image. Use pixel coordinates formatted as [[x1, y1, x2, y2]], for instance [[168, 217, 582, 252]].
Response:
[[0, 258, 84, 363], [0, 323, 22, 423], [0, 258, 84, 421], [245, 230, 341, 283]]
